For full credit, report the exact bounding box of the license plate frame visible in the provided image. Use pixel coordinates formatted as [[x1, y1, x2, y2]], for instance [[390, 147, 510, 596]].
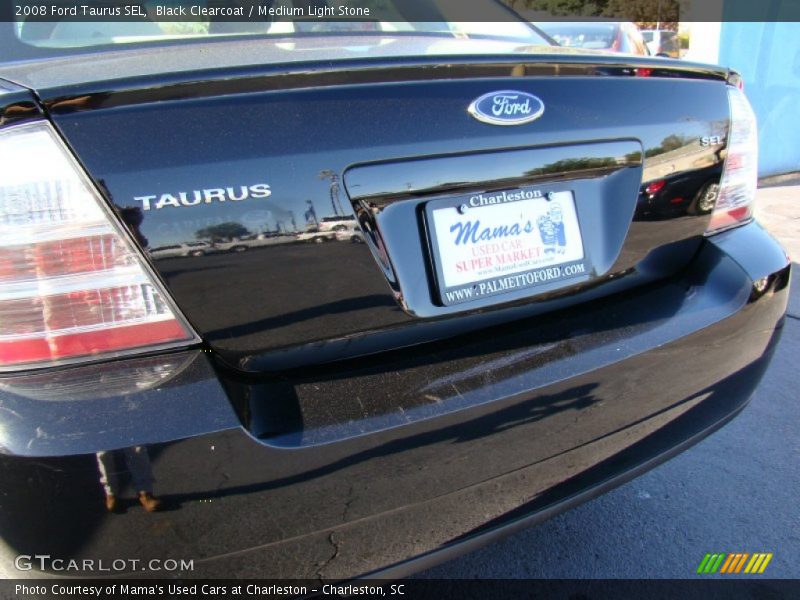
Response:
[[424, 186, 588, 306]]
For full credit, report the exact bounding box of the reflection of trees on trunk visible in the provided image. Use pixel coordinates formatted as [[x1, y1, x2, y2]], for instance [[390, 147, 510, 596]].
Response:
[[304, 200, 318, 226], [645, 133, 695, 158], [523, 156, 620, 178], [270, 215, 302, 234], [319, 169, 346, 217], [510, 0, 681, 22], [709, 119, 727, 138]]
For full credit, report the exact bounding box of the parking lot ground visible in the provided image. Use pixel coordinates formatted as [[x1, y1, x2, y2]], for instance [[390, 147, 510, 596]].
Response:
[[419, 184, 799, 579], [757, 182, 800, 260]]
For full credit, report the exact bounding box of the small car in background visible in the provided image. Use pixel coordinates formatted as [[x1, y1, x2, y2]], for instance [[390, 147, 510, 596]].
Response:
[[213, 232, 299, 252], [536, 21, 650, 56], [318, 215, 359, 231], [334, 222, 366, 243], [296, 227, 338, 243], [149, 241, 217, 259], [212, 237, 252, 253], [642, 29, 681, 58]]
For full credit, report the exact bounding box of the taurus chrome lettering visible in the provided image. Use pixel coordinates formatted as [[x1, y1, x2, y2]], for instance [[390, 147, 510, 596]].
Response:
[[134, 183, 271, 211]]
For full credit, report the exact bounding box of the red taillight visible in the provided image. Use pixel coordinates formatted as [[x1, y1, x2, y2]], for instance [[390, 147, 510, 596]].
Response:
[[705, 87, 759, 234], [1, 320, 189, 366], [0, 121, 198, 370], [706, 204, 752, 233], [645, 180, 666, 195]]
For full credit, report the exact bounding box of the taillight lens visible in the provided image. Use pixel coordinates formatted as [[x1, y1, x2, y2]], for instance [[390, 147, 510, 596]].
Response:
[[0, 121, 198, 370], [705, 86, 758, 234]]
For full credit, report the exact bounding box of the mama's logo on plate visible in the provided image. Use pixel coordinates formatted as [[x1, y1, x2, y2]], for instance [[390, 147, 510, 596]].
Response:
[[467, 90, 545, 126], [427, 187, 586, 306]]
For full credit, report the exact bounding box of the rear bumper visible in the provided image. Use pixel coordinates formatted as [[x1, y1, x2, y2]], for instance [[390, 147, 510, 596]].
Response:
[[0, 222, 789, 580]]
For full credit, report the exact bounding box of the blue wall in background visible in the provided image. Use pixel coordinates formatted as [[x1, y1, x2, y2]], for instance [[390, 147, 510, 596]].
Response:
[[718, 19, 800, 177]]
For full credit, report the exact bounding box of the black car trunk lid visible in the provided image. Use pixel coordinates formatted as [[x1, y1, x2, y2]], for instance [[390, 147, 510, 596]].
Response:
[[9, 51, 731, 372]]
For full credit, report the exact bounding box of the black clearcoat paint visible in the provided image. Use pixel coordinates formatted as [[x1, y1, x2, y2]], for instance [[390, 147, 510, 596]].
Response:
[[40, 56, 730, 372], [0, 42, 788, 580], [0, 223, 790, 579], [0, 80, 43, 127]]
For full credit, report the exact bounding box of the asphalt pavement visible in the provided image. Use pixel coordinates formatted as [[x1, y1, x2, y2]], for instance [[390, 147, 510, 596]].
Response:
[[419, 185, 800, 579]]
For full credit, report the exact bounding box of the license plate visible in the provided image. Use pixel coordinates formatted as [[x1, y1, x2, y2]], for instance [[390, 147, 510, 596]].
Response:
[[425, 187, 587, 306]]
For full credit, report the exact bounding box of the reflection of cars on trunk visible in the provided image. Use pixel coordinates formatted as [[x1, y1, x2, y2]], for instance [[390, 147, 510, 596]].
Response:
[[537, 21, 650, 56], [247, 232, 299, 247], [149, 242, 216, 259], [318, 215, 358, 232], [334, 223, 365, 243], [336, 230, 365, 243], [296, 228, 337, 243], [693, 182, 720, 214], [642, 29, 681, 58], [212, 233, 299, 252], [212, 238, 250, 253], [637, 170, 723, 220]]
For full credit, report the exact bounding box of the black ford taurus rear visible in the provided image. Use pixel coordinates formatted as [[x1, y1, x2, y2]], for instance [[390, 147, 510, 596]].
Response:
[[0, 15, 790, 580]]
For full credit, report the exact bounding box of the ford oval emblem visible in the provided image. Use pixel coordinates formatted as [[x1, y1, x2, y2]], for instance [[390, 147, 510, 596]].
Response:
[[467, 90, 545, 126]]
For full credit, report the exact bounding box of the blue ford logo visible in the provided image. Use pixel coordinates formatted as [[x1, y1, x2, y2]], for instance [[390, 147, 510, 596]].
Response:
[[467, 90, 545, 126]]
